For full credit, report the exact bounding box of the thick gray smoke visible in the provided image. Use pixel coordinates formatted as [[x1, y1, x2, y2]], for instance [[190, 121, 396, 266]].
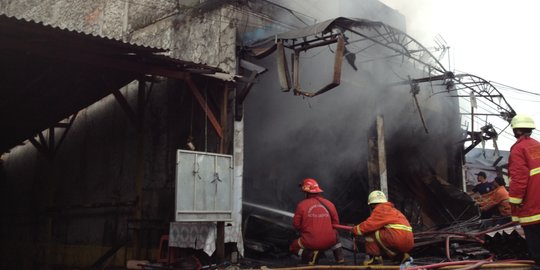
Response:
[[243, 41, 462, 224], [240, 0, 465, 227]]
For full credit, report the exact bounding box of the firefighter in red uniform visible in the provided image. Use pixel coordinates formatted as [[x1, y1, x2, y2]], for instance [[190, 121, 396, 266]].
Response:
[[290, 178, 344, 265], [508, 114, 540, 269], [351, 190, 413, 265]]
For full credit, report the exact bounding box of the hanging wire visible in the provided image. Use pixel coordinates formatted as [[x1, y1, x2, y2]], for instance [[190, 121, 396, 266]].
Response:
[[257, 0, 316, 26], [491, 81, 540, 97]]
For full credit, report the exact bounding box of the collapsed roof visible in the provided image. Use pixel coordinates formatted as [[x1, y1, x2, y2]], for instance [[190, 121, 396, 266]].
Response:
[[244, 17, 516, 147]]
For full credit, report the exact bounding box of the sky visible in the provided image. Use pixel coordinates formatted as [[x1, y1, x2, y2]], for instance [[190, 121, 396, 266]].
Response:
[[379, 0, 540, 150]]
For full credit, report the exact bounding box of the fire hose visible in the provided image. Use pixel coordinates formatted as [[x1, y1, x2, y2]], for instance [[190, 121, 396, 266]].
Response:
[[333, 224, 353, 231], [334, 224, 484, 263]]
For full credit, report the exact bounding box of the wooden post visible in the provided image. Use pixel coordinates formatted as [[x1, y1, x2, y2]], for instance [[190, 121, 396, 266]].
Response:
[[367, 136, 379, 192], [134, 80, 146, 258], [367, 116, 388, 196], [215, 82, 229, 263], [216, 221, 225, 262]]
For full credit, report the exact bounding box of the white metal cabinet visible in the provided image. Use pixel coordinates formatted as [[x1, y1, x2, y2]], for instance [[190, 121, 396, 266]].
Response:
[[175, 150, 234, 221]]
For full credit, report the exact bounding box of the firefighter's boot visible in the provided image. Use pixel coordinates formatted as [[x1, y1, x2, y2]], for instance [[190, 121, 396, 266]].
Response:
[[301, 250, 320, 265], [363, 255, 383, 266], [333, 247, 345, 264], [399, 253, 413, 266]]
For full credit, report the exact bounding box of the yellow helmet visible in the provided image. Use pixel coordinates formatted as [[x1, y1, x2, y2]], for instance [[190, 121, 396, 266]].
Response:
[[367, 190, 387, 205], [511, 114, 536, 129]]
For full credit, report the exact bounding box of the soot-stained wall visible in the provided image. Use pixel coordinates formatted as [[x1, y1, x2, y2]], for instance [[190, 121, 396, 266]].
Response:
[[0, 78, 229, 268]]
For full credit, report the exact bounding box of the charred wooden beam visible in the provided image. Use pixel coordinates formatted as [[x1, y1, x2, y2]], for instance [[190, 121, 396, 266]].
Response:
[[367, 115, 388, 196], [186, 76, 223, 139], [53, 113, 78, 155], [276, 41, 291, 91], [28, 113, 78, 159], [220, 83, 229, 154], [112, 88, 138, 127]]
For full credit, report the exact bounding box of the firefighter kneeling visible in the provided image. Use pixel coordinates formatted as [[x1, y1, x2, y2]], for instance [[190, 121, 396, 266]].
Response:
[[290, 178, 345, 265], [351, 190, 414, 265]]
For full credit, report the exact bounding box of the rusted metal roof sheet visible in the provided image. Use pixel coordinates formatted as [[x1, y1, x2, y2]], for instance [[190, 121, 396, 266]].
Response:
[[274, 17, 382, 40], [245, 17, 383, 58]]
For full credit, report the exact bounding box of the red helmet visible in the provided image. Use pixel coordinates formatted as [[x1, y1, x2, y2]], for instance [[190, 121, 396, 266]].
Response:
[[301, 178, 323, 193]]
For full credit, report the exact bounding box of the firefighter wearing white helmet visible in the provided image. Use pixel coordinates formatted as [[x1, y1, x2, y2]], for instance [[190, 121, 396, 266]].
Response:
[[351, 190, 413, 266], [508, 114, 540, 268]]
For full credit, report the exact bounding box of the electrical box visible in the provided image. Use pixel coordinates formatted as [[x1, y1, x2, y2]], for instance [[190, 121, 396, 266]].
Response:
[[175, 150, 234, 222]]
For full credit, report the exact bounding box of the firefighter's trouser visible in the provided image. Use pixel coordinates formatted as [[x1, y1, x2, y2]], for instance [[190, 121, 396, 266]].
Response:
[[290, 233, 343, 264], [523, 223, 540, 267], [364, 227, 413, 258]]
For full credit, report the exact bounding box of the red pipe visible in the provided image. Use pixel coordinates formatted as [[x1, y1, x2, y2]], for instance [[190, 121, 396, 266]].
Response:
[[406, 259, 487, 270], [457, 260, 490, 270], [414, 231, 484, 244], [445, 235, 453, 261]]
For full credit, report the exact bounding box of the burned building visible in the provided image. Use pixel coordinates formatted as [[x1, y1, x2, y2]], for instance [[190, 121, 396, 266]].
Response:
[[0, 0, 517, 269], [239, 17, 469, 258]]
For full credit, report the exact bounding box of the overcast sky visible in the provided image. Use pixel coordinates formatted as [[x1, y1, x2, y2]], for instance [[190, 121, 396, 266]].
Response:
[[379, 0, 540, 150]]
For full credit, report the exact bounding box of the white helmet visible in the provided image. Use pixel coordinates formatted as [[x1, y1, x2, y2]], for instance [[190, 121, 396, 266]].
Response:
[[367, 190, 387, 205]]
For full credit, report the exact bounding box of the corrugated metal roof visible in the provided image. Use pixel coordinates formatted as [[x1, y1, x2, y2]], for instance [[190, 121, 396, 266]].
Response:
[[0, 14, 229, 153], [0, 13, 168, 52], [0, 13, 226, 73]]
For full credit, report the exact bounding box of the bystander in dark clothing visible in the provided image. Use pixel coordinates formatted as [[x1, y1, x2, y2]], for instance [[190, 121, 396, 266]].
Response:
[[472, 171, 493, 195]]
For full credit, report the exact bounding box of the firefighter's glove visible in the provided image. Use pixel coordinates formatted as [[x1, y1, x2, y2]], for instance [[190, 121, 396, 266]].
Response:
[[350, 226, 362, 236]]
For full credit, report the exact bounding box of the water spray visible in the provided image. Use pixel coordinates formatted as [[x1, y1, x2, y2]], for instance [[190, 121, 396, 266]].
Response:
[[243, 201, 294, 218]]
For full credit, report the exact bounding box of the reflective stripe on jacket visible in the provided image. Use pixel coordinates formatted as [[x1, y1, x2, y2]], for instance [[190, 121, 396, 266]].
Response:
[[352, 202, 413, 235], [509, 136, 540, 226], [292, 195, 339, 250], [352, 202, 414, 255]]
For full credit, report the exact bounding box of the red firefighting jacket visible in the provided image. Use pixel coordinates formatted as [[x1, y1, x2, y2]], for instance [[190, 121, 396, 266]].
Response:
[[509, 136, 540, 226], [292, 194, 339, 250]]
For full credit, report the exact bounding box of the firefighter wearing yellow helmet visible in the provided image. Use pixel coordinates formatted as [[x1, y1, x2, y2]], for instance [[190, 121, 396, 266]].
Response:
[[511, 114, 536, 130], [508, 114, 540, 268], [351, 190, 413, 266], [367, 190, 388, 204]]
